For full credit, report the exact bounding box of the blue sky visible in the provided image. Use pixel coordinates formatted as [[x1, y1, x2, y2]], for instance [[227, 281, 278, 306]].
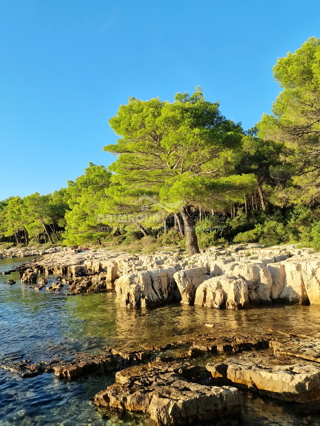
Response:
[[0, 0, 319, 199]]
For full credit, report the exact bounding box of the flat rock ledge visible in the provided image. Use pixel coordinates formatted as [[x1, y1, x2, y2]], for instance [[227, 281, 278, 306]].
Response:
[[94, 361, 241, 426], [207, 357, 320, 403], [0, 352, 121, 380]]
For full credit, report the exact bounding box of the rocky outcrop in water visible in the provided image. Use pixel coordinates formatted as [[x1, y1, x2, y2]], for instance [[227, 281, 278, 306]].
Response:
[[114, 268, 179, 308], [194, 275, 249, 309], [13, 243, 320, 309], [94, 361, 242, 426], [207, 356, 320, 403]]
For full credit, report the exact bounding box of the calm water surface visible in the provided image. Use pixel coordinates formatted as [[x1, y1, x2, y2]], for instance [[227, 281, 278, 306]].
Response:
[[1, 257, 320, 425]]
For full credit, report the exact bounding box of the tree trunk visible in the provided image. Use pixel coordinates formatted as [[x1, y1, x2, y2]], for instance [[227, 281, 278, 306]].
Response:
[[50, 223, 60, 241], [163, 218, 167, 234], [42, 221, 54, 244], [24, 228, 29, 246], [180, 206, 200, 255], [257, 184, 266, 210], [137, 223, 148, 237], [174, 213, 184, 237], [14, 233, 19, 244]]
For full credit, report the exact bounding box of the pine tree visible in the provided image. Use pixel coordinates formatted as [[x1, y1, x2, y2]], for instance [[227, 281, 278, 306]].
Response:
[[104, 89, 256, 254]]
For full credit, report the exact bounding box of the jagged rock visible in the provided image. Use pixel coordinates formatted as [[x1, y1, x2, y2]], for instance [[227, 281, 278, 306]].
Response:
[[6, 279, 16, 285], [90, 261, 118, 290], [173, 267, 209, 305], [38, 277, 48, 286], [21, 270, 38, 284], [0, 360, 45, 378], [94, 361, 241, 426], [115, 268, 178, 308], [189, 334, 269, 355], [46, 281, 63, 292], [68, 265, 86, 278], [3, 269, 15, 275], [52, 353, 118, 380], [194, 275, 249, 310], [105, 346, 152, 362], [207, 358, 320, 402]]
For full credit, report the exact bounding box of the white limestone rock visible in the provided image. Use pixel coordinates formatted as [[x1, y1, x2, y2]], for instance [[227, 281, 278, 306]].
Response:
[[280, 261, 309, 305], [267, 263, 286, 300], [207, 359, 320, 402], [230, 263, 273, 304], [114, 268, 178, 308], [194, 275, 249, 309], [301, 259, 320, 304], [173, 267, 209, 305]]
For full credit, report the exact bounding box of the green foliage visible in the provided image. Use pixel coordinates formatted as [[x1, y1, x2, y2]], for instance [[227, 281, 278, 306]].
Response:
[[63, 163, 112, 246], [233, 220, 287, 246], [157, 230, 183, 246], [258, 37, 320, 204], [104, 89, 256, 254], [300, 223, 320, 250]]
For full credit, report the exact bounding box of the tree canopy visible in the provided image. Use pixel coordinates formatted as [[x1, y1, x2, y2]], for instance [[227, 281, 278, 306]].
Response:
[[104, 89, 256, 254], [63, 163, 112, 246], [258, 37, 320, 204]]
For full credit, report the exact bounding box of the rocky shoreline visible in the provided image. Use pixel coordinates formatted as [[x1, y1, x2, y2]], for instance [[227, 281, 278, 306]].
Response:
[[2, 326, 320, 424], [13, 243, 320, 307], [3, 243, 320, 424], [0, 245, 65, 260]]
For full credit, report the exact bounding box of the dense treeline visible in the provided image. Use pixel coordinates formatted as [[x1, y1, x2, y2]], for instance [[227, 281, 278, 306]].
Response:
[[1, 37, 320, 254]]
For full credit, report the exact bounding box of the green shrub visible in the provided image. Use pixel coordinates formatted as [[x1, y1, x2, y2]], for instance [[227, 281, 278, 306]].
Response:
[[233, 219, 287, 246], [157, 230, 182, 246]]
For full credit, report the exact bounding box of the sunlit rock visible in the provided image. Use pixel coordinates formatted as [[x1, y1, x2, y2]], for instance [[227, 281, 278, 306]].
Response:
[[94, 361, 241, 425], [207, 359, 320, 402], [280, 261, 309, 305], [229, 263, 273, 304], [173, 267, 209, 305], [194, 275, 249, 309], [115, 268, 178, 308]]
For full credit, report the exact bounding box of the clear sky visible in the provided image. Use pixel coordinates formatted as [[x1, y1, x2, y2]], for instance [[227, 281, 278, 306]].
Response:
[[0, 0, 319, 200]]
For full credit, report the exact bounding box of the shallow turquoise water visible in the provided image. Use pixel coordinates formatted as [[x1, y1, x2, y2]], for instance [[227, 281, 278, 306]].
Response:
[[1, 257, 320, 425]]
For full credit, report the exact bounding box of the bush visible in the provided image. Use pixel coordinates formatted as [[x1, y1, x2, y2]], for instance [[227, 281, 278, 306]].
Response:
[[233, 219, 287, 246], [195, 216, 225, 248], [300, 222, 320, 250], [157, 230, 182, 246]]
